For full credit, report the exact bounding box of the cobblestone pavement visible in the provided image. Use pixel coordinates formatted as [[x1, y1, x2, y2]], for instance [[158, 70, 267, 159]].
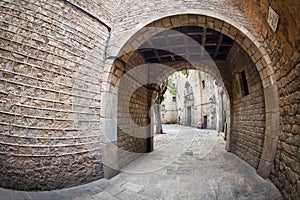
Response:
[[0, 125, 282, 200]]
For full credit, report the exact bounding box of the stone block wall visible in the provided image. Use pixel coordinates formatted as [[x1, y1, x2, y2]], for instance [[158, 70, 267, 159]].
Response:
[[0, 0, 108, 190], [116, 52, 151, 168], [226, 43, 266, 169], [118, 86, 151, 168], [234, 1, 300, 199], [67, 0, 117, 25]]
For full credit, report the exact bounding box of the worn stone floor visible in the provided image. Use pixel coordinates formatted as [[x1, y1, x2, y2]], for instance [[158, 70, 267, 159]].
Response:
[[0, 125, 282, 200]]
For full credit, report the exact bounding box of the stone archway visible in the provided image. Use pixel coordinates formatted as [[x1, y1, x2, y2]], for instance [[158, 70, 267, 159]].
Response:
[[102, 13, 280, 179]]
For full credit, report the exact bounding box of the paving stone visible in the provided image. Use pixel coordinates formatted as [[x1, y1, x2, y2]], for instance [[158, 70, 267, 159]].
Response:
[[0, 190, 13, 200], [103, 184, 125, 196], [43, 191, 72, 200], [121, 182, 144, 193], [108, 173, 129, 187], [147, 174, 172, 185], [90, 178, 112, 190], [64, 187, 97, 199], [138, 187, 163, 199], [81, 183, 104, 196], [116, 189, 150, 200], [182, 150, 193, 156], [72, 194, 94, 200], [28, 191, 62, 200], [92, 191, 119, 200], [3, 191, 32, 200]]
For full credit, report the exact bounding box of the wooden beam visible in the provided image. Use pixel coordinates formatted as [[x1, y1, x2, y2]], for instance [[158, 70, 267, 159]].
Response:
[[141, 40, 162, 63], [163, 32, 176, 61], [213, 34, 223, 59], [154, 49, 162, 63], [200, 27, 207, 59], [183, 26, 190, 61]]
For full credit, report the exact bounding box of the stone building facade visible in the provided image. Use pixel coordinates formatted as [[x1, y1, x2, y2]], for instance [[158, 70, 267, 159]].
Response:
[[161, 70, 227, 131], [160, 89, 178, 125], [0, 0, 299, 199]]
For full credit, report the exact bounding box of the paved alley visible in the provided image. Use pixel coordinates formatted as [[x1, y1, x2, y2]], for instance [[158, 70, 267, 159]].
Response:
[[0, 125, 282, 200]]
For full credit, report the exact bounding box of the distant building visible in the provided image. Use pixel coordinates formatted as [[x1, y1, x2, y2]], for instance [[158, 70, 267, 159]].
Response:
[[161, 70, 227, 132]]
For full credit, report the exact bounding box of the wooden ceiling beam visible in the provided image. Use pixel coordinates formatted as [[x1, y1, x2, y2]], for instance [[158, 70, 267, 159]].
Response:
[[183, 26, 190, 61], [154, 49, 162, 63], [213, 34, 223, 59], [139, 26, 233, 63], [162, 32, 175, 62], [200, 27, 207, 59]]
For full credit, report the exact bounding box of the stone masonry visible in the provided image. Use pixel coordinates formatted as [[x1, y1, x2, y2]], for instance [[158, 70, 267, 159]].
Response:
[[226, 42, 266, 169], [234, 1, 300, 199], [0, 0, 299, 199], [0, 0, 109, 190], [116, 52, 151, 168]]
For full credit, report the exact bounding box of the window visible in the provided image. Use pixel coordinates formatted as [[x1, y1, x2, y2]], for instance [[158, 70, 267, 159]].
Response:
[[172, 96, 176, 102], [202, 80, 205, 89], [239, 70, 249, 96]]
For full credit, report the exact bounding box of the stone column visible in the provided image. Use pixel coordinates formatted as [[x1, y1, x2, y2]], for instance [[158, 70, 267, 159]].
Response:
[[101, 91, 119, 179], [257, 84, 279, 178]]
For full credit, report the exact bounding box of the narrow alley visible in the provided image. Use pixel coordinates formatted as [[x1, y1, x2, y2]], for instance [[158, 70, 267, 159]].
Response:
[[0, 125, 282, 200]]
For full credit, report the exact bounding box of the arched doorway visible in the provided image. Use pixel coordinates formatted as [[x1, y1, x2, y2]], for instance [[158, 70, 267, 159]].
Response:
[[101, 13, 279, 180]]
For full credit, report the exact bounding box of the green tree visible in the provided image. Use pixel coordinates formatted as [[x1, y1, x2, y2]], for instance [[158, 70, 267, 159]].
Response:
[[167, 76, 177, 96]]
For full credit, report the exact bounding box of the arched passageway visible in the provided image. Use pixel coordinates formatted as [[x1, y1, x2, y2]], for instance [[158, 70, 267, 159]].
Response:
[[102, 14, 280, 182], [1, 0, 298, 198]]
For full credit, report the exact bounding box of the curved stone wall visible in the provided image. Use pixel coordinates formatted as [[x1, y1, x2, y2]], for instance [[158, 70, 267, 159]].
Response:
[[0, 0, 109, 190]]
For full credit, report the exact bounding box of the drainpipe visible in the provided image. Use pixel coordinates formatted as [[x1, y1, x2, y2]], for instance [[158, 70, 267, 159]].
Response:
[[62, 0, 111, 32], [61, 0, 112, 60]]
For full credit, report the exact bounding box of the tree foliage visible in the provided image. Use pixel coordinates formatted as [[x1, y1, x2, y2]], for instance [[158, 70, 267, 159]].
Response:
[[167, 76, 177, 96]]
